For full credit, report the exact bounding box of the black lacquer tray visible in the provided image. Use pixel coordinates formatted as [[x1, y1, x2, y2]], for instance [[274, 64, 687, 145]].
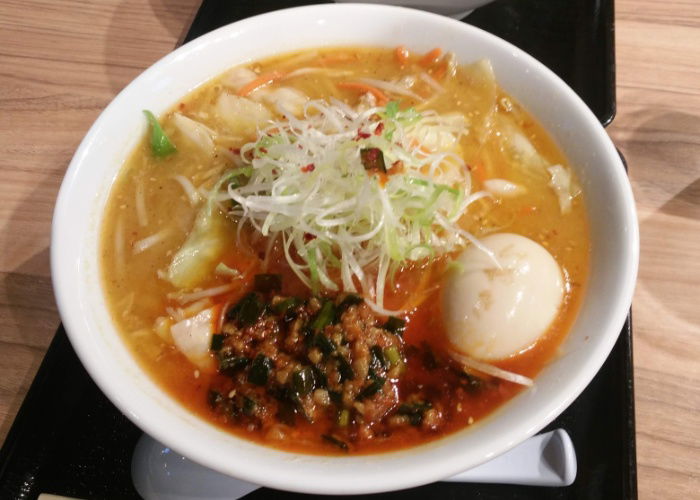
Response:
[[0, 1, 636, 498]]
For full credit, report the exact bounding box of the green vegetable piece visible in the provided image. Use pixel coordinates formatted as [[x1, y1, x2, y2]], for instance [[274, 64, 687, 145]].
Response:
[[143, 110, 176, 157], [254, 273, 282, 293], [272, 297, 300, 314], [383, 317, 406, 336], [228, 293, 266, 327], [335, 354, 355, 382], [242, 395, 257, 416], [292, 367, 316, 396], [370, 345, 386, 372], [337, 409, 350, 427], [397, 401, 432, 426], [311, 300, 336, 333], [384, 346, 401, 366], [356, 376, 386, 400], [322, 434, 349, 451], [385, 101, 400, 118], [360, 147, 387, 173], [210, 333, 225, 352], [166, 170, 237, 289], [335, 294, 363, 318], [457, 370, 483, 392], [312, 365, 328, 388], [248, 354, 273, 386], [328, 390, 343, 405], [421, 342, 439, 370], [314, 334, 337, 356], [207, 390, 223, 408], [218, 355, 250, 375]]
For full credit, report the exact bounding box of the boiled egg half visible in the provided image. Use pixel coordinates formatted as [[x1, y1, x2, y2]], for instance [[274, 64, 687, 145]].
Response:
[[442, 233, 564, 361]]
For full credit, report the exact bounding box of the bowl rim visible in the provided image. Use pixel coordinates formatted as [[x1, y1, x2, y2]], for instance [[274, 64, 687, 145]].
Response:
[[51, 3, 639, 494]]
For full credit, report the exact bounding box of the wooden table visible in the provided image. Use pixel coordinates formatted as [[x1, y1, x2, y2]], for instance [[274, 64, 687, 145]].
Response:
[[0, 1, 697, 498]]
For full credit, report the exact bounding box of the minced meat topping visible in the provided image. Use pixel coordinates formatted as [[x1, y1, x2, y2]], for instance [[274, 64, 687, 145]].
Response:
[[206, 274, 484, 452]]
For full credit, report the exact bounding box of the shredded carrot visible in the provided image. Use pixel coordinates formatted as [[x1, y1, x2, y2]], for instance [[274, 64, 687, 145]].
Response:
[[432, 62, 448, 81], [337, 82, 389, 105], [420, 47, 442, 67], [395, 45, 410, 65], [237, 71, 286, 97]]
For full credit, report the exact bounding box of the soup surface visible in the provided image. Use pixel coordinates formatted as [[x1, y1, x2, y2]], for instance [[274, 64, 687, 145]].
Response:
[[101, 46, 589, 454]]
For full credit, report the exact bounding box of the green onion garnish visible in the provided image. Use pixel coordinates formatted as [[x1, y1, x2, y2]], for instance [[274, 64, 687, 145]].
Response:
[[143, 110, 176, 157]]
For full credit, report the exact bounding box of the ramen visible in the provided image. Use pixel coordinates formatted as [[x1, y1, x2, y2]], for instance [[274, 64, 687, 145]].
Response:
[[100, 46, 589, 454]]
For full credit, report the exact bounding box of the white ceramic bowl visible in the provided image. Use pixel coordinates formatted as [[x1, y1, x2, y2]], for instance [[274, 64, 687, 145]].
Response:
[[51, 4, 638, 495], [335, 0, 494, 18]]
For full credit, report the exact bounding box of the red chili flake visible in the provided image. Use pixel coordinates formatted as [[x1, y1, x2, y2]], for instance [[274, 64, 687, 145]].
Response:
[[374, 122, 385, 136], [389, 160, 404, 174], [355, 130, 371, 140], [229, 147, 241, 154], [301, 163, 315, 173], [272, 169, 278, 175], [260, 147, 268, 154], [304, 233, 316, 242], [178, 102, 186, 110]]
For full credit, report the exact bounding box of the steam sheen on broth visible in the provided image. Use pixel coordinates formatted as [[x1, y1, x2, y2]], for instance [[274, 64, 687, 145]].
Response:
[[101, 46, 589, 454]]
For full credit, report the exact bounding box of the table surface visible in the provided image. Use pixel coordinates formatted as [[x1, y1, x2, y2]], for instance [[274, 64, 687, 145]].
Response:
[[1, 1, 698, 498]]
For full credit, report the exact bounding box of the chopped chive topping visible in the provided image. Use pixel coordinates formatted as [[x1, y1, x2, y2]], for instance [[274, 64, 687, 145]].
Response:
[[272, 297, 300, 314], [335, 353, 355, 381], [335, 294, 363, 318], [370, 345, 386, 372], [207, 390, 223, 408], [356, 376, 386, 400], [322, 434, 349, 451], [292, 367, 316, 396], [384, 346, 401, 366], [337, 409, 350, 427], [328, 390, 343, 405], [228, 293, 266, 327], [143, 110, 176, 157], [242, 396, 257, 416], [312, 365, 328, 388], [311, 300, 336, 333], [383, 317, 406, 336], [314, 334, 337, 355], [248, 354, 273, 386], [218, 355, 250, 376], [397, 401, 432, 426], [210, 333, 225, 351]]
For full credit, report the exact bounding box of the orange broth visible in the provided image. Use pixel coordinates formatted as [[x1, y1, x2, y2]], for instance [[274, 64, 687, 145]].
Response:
[[100, 46, 589, 454]]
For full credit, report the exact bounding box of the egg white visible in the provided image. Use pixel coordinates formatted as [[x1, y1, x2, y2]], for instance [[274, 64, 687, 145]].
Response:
[[442, 233, 564, 361]]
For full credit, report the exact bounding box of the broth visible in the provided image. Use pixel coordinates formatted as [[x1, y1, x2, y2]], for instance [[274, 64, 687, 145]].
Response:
[[101, 46, 589, 454]]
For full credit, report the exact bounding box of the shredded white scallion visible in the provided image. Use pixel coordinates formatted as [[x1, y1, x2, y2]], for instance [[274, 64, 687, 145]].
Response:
[[221, 98, 480, 312], [450, 350, 534, 387], [168, 283, 238, 305], [135, 182, 148, 227], [357, 77, 425, 102], [172, 175, 202, 206], [133, 229, 169, 254], [419, 72, 444, 93]]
